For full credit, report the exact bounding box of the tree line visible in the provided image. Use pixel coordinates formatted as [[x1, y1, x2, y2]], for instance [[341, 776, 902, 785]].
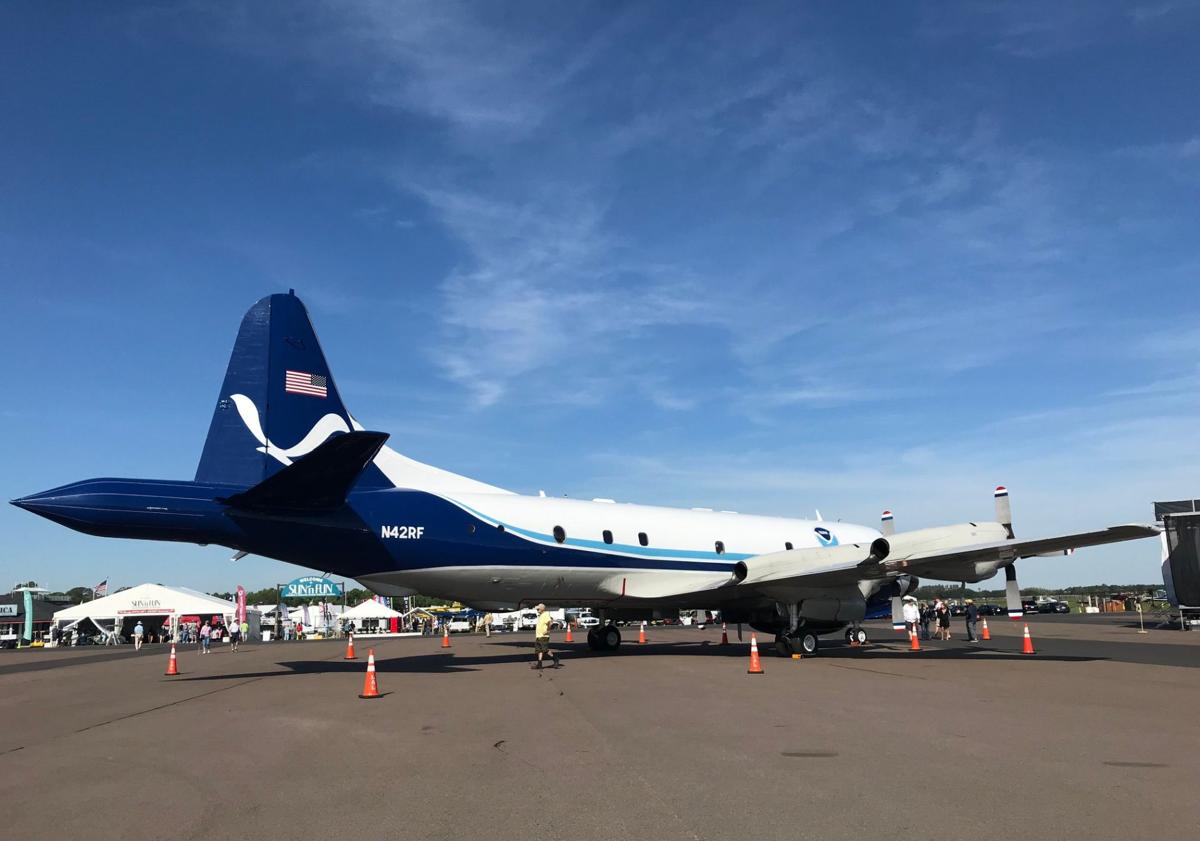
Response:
[[912, 583, 1161, 600]]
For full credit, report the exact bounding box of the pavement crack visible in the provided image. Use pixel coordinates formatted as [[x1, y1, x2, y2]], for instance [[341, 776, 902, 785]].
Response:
[[823, 662, 927, 680], [74, 676, 268, 735]]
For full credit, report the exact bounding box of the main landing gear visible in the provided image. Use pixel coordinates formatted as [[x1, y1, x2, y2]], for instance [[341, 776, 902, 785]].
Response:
[[774, 630, 819, 657], [587, 624, 621, 652]]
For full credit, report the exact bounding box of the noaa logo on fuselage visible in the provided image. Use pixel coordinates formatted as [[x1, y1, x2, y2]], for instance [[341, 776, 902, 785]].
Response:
[[814, 527, 838, 546]]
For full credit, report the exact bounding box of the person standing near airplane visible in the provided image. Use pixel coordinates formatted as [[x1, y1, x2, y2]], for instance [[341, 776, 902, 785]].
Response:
[[132, 620, 145, 651], [902, 596, 920, 638], [964, 599, 980, 643], [531, 604, 559, 670], [936, 599, 951, 640]]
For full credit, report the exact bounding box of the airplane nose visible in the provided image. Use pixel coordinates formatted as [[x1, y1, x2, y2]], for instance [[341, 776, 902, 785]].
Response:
[[11, 494, 39, 512], [10, 490, 67, 518]]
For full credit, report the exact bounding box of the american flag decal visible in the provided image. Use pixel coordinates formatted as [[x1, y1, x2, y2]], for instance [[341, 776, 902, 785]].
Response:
[[285, 370, 328, 398]]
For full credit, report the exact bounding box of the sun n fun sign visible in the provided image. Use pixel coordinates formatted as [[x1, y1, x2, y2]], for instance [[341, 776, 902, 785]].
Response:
[[281, 576, 344, 599]]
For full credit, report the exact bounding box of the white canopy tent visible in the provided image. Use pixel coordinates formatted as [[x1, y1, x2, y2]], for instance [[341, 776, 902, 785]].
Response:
[[341, 599, 402, 634], [342, 600, 403, 621], [52, 583, 261, 644]]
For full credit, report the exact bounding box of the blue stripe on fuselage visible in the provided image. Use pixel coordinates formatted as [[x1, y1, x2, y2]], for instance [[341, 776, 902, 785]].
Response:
[[347, 488, 743, 575]]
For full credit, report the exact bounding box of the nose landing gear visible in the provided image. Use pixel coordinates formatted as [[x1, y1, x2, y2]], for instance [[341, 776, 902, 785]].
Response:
[[845, 626, 868, 646], [586, 624, 622, 652]]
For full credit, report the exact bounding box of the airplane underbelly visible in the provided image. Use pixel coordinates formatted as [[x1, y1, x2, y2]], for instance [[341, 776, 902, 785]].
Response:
[[359, 565, 616, 609]]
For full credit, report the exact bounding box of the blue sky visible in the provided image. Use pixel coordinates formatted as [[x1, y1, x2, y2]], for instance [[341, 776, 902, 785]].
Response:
[[2, 1, 1199, 593]]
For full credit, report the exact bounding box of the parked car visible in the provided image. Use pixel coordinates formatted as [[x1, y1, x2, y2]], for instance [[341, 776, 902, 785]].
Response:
[[447, 618, 472, 633], [949, 604, 966, 616], [1037, 601, 1070, 614], [578, 616, 600, 629], [977, 604, 1006, 616], [1022, 599, 1039, 613]]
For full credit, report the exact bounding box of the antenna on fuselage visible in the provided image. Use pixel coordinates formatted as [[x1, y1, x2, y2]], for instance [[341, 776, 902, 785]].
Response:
[[814, 509, 823, 521]]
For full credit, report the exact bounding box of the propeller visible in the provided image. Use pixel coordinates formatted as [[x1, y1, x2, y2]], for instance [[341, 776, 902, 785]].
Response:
[[996, 486, 1023, 619], [737, 622, 743, 642]]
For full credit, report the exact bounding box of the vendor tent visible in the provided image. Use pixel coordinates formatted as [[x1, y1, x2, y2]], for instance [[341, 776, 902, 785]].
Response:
[[341, 599, 402, 633], [52, 583, 261, 643], [287, 602, 344, 632], [342, 600, 403, 621]]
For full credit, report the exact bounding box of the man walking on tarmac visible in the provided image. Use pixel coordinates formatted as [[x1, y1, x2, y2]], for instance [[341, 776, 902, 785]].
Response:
[[964, 598, 980, 643], [531, 604, 559, 670]]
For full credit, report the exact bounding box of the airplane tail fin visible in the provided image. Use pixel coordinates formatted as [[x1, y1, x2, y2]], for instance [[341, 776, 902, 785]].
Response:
[[195, 291, 381, 488]]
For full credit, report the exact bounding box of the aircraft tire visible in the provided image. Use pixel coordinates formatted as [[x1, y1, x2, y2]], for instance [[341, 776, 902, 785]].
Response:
[[774, 633, 794, 658], [799, 631, 819, 656], [601, 624, 621, 652], [586, 628, 603, 651]]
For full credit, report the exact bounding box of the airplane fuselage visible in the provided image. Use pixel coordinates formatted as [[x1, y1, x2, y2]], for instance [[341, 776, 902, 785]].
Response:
[[16, 477, 882, 613]]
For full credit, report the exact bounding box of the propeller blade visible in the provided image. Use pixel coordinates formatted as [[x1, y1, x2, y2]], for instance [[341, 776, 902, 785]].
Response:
[[881, 509, 895, 537], [994, 486, 1014, 539], [1004, 563, 1022, 619], [737, 623, 743, 642]]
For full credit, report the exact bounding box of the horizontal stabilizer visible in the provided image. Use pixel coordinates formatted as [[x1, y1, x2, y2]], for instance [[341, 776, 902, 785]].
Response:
[[220, 431, 388, 512]]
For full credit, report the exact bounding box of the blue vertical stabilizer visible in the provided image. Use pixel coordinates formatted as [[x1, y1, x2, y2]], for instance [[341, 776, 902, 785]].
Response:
[[195, 292, 374, 487]]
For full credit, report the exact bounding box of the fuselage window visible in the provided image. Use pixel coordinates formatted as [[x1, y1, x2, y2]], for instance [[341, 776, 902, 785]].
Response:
[[715, 540, 725, 555], [553, 525, 566, 544], [785, 541, 793, 550], [468, 523, 476, 534], [638, 532, 648, 546], [602, 530, 613, 544], [497, 524, 505, 533]]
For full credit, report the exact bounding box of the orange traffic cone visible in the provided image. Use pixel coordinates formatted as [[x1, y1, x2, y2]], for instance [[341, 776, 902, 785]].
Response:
[[344, 633, 357, 660], [720, 621, 729, 645], [441, 624, 451, 648], [747, 633, 764, 674], [1021, 624, 1037, 655], [981, 619, 991, 641], [359, 649, 381, 699], [638, 621, 647, 644], [909, 628, 921, 652], [564, 622, 574, 643], [164, 644, 179, 676]]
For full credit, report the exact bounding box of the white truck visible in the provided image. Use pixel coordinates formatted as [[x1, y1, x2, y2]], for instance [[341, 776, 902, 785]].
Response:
[[491, 608, 565, 631]]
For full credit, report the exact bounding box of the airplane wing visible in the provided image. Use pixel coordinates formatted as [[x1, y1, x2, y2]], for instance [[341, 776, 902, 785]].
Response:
[[886, 524, 1161, 572], [718, 523, 1161, 598]]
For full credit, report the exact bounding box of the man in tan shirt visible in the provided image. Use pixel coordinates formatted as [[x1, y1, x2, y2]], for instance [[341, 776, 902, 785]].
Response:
[[532, 603, 559, 670]]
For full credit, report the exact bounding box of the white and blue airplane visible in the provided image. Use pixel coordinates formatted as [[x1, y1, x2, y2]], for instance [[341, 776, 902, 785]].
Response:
[[12, 292, 1162, 656]]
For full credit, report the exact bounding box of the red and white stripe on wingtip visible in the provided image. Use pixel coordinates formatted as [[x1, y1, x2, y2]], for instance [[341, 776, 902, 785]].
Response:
[[881, 510, 894, 520], [994, 486, 1008, 497]]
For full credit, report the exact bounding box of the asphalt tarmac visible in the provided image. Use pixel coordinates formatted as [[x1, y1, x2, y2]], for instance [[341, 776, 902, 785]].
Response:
[[2, 615, 1197, 840]]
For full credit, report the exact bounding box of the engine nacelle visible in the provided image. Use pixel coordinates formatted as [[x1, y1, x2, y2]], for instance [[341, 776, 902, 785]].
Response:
[[732, 538, 889, 586]]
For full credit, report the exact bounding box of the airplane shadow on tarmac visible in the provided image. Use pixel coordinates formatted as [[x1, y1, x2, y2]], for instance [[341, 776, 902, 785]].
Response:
[[170, 639, 1103, 683]]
